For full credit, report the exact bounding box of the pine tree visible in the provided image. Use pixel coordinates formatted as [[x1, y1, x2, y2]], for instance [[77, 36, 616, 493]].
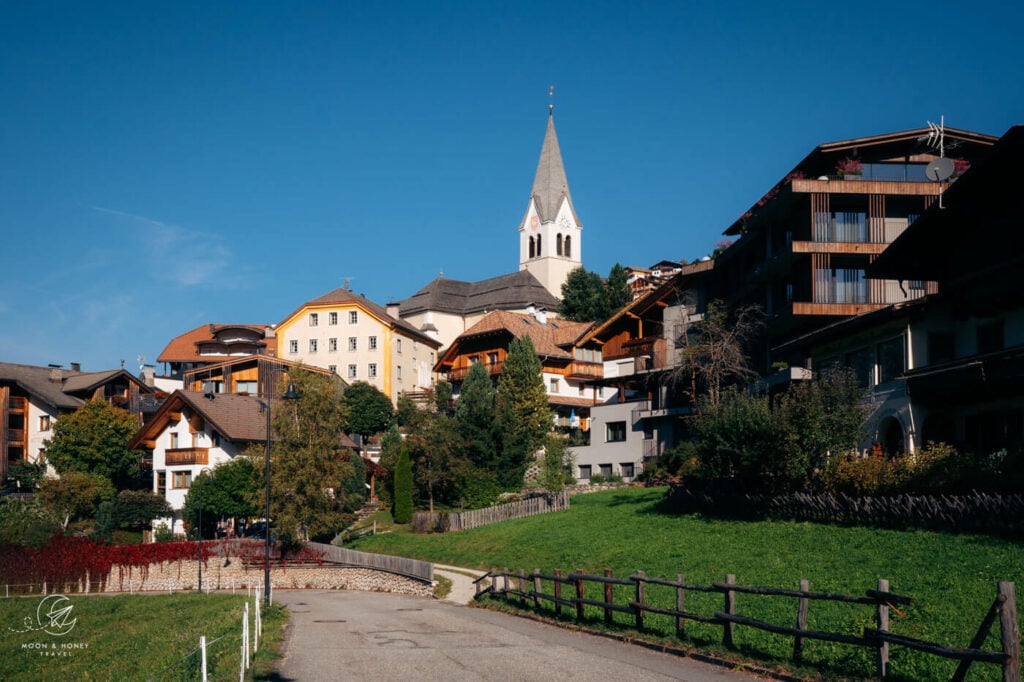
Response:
[[606, 262, 632, 313], [392, 445, 413, 524], [495, 336, 550, 489], [559, 266, 608, 322], [453, 361, 498, 468]]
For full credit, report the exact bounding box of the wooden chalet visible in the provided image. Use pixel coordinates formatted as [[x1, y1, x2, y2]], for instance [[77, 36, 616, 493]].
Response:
[[157, 323, 276, 379], [182, 355, 340, 400]]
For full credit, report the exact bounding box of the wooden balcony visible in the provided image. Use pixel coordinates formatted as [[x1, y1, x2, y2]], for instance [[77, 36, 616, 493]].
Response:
[[791, 178, 945, 196], [165, 448, 209, 466], [447, 361, 502, 382], [565, 361, 603, 380]]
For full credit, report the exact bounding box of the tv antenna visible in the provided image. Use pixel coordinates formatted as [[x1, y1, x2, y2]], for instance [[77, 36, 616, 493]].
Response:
[[924, 116, 952, 208]]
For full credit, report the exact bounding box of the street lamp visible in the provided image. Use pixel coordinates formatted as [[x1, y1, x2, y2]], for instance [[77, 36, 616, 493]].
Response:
[[259, 371, 299, 607], [197, 467, 211, 592]]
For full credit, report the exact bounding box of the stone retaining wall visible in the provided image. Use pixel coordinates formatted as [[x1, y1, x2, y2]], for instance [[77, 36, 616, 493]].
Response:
[[97, 560, 432, 597]]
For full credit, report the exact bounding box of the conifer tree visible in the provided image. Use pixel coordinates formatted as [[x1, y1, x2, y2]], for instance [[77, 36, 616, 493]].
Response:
[[495, 336, 550, 489], [606, 262, 632, 313], [454, 361, 498, 468], [392, 445, 413, 524]]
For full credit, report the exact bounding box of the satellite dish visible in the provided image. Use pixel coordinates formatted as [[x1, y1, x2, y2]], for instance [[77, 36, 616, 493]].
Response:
[[925, 157, 954, 182]]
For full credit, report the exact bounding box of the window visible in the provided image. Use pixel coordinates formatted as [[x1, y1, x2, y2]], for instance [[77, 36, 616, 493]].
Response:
[[39, 415, 51, 432], [396, 366, 402, 381], [578, 465, 592, 479], [977, 320, 1004, 355], [620, 462, 635, 478], [369, 336, 377, 350], [487, 352, 498, 365], [928, 332, 955, 365], [599, 463, 613, 477], [156, 471, 167, 496], [169, 432, 179, 449], [348, 364, 357, 379], [348, 337, 357, 351], [309, 313, 318, 326], [349, 311, 358, 324], [329, 312, 338, 325], [309, 339, 318, 353], [396, 339, 402, 354], [643, 423, 654, 440], [368, 363, 378, 378], [236, 380, 257, 394], [846, 347, 874, 388], [328, 337, 338, 352], [549, 379, 559, 393], [606, 421, 627, 443], [877, 336, 905, 384], [211, 433, 221, 447], [171, 471, 192, 489], [289, 340, 298, 354], [328, 365, 337, 375]]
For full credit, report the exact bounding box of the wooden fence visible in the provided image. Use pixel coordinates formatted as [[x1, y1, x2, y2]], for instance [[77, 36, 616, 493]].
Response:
[[667, 487, 1024, 537], [305, 542, 433, 582], [476, 568, 1020, 681], [412, 491, 570, 533]]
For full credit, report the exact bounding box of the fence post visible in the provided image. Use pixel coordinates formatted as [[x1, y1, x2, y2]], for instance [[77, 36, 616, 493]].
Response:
[[676, 574, 686, 639], [794, 579, 809, 664], [533, 568, 541, 609], [604, 569, 614, 625], [201, 634, 208, 682], [554, 569, 562, 618], [518, 569, 527, 607], [575, 569, 585, 621], [876, 578, 890, 679], [635, 570, 645, 631], [723, 574, 736, 648], [999, 582, 1020, 682]]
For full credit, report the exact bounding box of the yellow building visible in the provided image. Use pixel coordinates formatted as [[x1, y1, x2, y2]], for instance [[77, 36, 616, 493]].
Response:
[[276, 287, 441, 404]]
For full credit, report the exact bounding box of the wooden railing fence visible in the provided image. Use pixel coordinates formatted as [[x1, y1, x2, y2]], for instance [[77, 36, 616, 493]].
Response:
[[305, 542, 433, 582], [475, 568, 1020, 681], [413, 491, 570, 533]]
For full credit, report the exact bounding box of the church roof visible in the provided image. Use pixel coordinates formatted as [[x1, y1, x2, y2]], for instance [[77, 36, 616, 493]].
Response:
[[397, 270, 559, 317], [523, 112, 580, 226]]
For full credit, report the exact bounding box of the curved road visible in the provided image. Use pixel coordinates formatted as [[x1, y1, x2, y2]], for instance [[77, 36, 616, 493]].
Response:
[[272, 590, 761, 681]]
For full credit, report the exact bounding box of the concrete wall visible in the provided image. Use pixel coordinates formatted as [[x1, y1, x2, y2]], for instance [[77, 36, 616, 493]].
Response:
[[570, 401, 645, 482]]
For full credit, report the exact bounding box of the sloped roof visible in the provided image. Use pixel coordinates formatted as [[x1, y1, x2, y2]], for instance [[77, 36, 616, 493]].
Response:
[[157, 324, 275, 363], [397, 270, 559, 317], [281, 288, 440, 348], [129, 390, 268, 448], [451, 310, 591, 360], [526, 113, 579, 225], [0, 363, 151, 411]]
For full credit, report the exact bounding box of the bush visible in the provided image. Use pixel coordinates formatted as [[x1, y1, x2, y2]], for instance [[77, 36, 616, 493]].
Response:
[[589, 474, 623, 484], [153, 523, 175, 543]]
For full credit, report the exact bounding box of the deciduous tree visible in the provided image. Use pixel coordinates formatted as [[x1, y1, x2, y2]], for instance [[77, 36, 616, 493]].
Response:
[[45, 401, 142, 489], [559, 266, 608, 322], [342, 381, 394, 455]]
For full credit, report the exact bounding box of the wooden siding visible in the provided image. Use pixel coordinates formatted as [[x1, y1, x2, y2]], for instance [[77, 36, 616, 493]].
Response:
[[165, 447, 209, 466], [792, 241, 889, 255], [792, 302, 890, 316], [792, 179, 946, 196]]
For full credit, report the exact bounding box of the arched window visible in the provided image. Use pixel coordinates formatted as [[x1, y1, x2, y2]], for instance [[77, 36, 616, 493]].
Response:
[[565, 236, 572, 258], [537, 234, 542, 256], [528, 236, 535, 258], [557, 234, 563, 256]]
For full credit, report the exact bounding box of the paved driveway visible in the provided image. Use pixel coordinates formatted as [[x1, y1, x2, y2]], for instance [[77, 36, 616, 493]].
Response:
[[272, 591, 759, 681]]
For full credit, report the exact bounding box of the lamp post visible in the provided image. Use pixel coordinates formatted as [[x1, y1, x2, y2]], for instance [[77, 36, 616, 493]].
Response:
[[197, 468, 211, 592], [260, 371, 299, 607]]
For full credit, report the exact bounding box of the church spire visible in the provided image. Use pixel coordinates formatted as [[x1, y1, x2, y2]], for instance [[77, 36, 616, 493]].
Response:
[[529, 111, 579, 225]]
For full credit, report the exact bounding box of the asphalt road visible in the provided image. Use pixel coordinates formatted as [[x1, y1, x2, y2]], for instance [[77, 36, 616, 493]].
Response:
[[272, 590, 761, 681]]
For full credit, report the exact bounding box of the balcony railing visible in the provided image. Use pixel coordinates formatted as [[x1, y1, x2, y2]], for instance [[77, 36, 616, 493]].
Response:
[[165, 448, 209, 466], [447, 361, 502, 382], [565, 361, 603, 380]]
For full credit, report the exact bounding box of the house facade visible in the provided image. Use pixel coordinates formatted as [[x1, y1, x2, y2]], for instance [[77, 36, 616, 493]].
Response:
[[276, 287, 440, 404], [779, 125, 1024, 456], [0, 362, 153, 481], [128, 390, 268, 536], [182, 355, 339, 400], [713, 126, 997, 374], [156, 324, 276, 379]]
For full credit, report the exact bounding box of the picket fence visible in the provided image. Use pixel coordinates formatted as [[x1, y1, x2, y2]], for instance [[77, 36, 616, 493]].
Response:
[[412, 491, 570, 533], [476, 567, 1020, 681]]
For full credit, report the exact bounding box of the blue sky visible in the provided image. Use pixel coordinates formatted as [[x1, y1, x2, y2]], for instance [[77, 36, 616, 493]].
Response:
[[2, 1, 1021, 373]]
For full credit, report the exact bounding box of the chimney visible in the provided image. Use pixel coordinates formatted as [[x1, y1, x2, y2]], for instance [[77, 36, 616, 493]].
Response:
[[48, 364, 63, 382], [70, 362, 81, 372], [535, 308, 548, 324], [141, 365, 155, 387]]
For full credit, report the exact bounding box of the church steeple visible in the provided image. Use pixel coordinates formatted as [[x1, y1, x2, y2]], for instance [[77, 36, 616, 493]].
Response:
[[519, 108, 583, 299]]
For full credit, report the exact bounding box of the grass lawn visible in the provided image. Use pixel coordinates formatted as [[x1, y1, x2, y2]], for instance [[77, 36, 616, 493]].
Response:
[[0, 592, 286, 681], [351, 486, 1023, 680]]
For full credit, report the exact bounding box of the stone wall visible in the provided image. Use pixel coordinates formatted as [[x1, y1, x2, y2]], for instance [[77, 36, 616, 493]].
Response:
[[97, 560, 432, 597]]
